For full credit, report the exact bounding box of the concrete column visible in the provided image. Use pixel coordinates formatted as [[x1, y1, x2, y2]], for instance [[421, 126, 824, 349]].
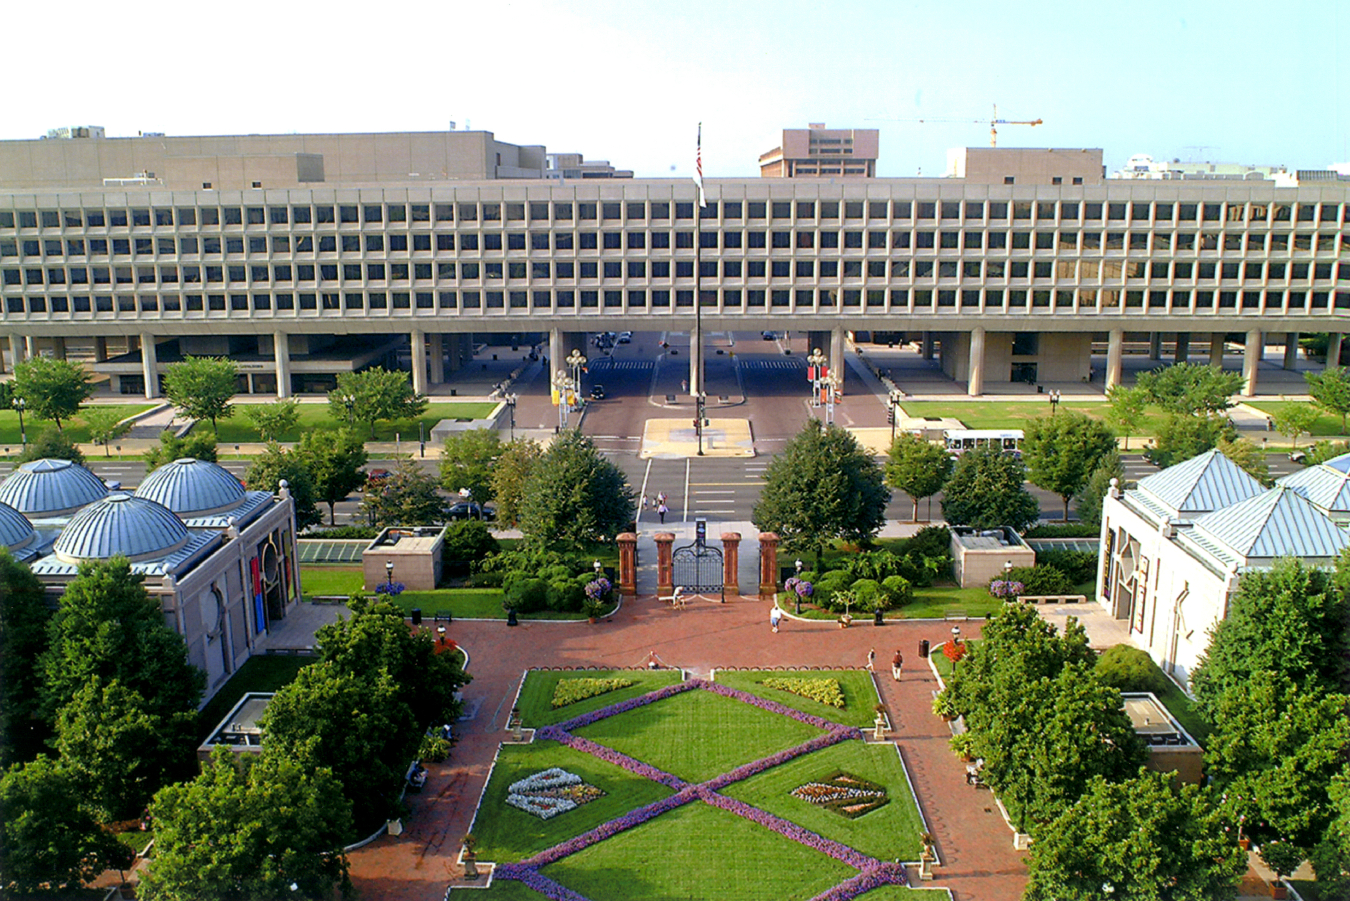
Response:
[[1283, 333, 1300, 370], [140, 333, 159, 398], [24, 336, 36, 359], [0, 343, 5, 374], [8, 335, 26, 367], [721, 532, 741, 599], [549, 328, 564, 377], [94, 336, 108, 362], [967, 326, 986, 397], [655, 533, 676, 597], [830, 327, 846, 394], [1209, 334, 1226, 366], [617, 533, 638, 598], [1175, 333, 1190, 363], [921, 331, 934, 360], [1148, 332, 1162, 361], [688, 332, 701, 396], [1328, 334, 1343, 369], [1105, 328, 1124, 390], [429, 334, 445, 384], [410, 329, 427, 396], [758, 532, 780, 601], [273, 330, 291, 398], [1242, 329, 1261, 396], [51, 337, 66, 361]]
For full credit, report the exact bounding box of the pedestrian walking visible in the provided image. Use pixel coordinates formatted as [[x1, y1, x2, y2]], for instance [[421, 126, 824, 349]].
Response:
[[681, 379, 689, 393], [866, 648, 876, 672], [770, 606, 783, 633], [657, 491, 667, 506], [642, 495, 650, 512], [891, 650, 904, 681], [657, 502, 668, 524]]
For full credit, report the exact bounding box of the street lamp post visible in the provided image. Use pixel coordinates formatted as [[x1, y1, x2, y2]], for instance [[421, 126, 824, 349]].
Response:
[[794, 559, 803, 615], [552, 369, 571, 431], [1048, 389, 1062, 416], [385, 560, 394, 587], [823, 373, 842, 426], [566, 349, 587, 400], [11, 397, 25, 448], [806, 347, 827, 410], [593, 560, 603, 578], [506, 393, 517, 441], [342, 394, 355, 425], [696, 392, 706, 456], [889, 390, 902, 442]]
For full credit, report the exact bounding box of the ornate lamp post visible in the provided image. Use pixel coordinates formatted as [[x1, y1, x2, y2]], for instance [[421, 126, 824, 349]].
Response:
[[806, 347, 827, 409], [696, 392, 707, 456], [385, 560, 395, 587], [823, 372, 843, 426], [889, 389, 902, 442], [794, 558, 803, 615], [566, 349, 587, 399], [1048, 389, 1062, 416], [552, 369, 572, 431], [11, 397, 25, 448], [505, 393, 517, 441], [342, 393, 356, 425]]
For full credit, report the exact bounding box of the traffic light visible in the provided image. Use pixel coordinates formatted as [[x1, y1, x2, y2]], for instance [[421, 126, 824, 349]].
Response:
[[886, 407, 895, 425]]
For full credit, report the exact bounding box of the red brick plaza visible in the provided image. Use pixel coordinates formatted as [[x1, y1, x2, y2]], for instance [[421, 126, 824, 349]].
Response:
[[346, 595, 1028, 901]]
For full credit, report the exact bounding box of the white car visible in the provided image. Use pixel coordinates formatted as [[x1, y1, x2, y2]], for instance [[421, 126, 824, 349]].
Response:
[[617, 331, 632, 344]]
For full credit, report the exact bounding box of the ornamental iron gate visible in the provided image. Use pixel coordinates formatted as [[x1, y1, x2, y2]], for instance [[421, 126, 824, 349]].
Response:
[[671, 519, 724, 601]]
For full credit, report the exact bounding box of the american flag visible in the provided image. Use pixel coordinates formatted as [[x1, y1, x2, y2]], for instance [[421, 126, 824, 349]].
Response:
[[694, 123, 706, 208]]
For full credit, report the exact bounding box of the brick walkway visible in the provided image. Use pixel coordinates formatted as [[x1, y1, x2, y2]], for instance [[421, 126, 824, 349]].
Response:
[[345, 596, 1027, 901]]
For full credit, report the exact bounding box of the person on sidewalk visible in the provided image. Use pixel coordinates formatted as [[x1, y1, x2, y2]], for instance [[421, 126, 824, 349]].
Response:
[[770, 606, 783, 633], [891, 650, 903, 681], [657, 502, 668, 524], [866, 648, 876, 672], [642, 495, 649, 513]]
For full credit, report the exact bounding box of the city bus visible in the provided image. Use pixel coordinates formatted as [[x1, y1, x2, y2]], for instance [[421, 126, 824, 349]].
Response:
[[942, 429, 1024, 457]]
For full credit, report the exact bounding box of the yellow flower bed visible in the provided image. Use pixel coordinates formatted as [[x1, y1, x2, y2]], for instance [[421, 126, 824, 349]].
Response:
[[551, 677, 637, 709], [759, 677, 846, 709]]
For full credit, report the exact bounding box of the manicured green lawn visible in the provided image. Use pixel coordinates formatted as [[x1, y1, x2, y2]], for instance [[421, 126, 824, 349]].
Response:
[[542, 800, 854, 901], [195, 654, 314, 740], [722, 740, 927, 861], [116, 829, 154, 854], [782, 585, 1000, 622], [300, 566, 364, 598], [1241, 400, 1349, 438], [574, 689, 824, 785], [928, 640, 978, 683], [516, 669, 683, 728], [713, 670, 881, 728], [1154, 675, 1209, 746], [212, 402, 500, 443], [470, 741, 674, 863], [897, 400, 1172, 437], [0, 404, 155, 445]]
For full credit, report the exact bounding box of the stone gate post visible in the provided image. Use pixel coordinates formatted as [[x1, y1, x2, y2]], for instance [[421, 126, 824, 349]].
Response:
[[617, 533, 637, 597], [721, 532, 740, 599], [655, 533, 675, 598], [758, 532, 780, 602]]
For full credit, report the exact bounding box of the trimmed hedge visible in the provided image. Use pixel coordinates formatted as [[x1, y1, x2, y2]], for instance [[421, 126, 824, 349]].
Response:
[[1095, 644, 1169, 696]]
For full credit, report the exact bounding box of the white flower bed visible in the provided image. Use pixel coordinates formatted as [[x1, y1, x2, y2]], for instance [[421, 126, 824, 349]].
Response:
[[508, 767, 583, 795], [506, 767, 603, 820], [506, 793, 579, 819]]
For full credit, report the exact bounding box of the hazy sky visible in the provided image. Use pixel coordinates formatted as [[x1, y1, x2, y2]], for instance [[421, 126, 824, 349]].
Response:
[[5, 0, 1346, 178]]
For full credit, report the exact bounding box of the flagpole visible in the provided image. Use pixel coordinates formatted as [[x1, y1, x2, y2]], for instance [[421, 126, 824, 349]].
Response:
[[694, 124, 704, 453]]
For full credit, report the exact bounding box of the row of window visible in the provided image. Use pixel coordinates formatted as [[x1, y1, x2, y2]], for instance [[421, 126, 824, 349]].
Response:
[[6, 229, 1345, 259], [2, 199, 1345, 231], [7, 288, 1345, 317], [10, 259, 1345, 289]]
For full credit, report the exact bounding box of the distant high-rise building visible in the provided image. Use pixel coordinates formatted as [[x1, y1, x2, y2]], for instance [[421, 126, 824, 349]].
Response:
[[759, 124, 878, 178]]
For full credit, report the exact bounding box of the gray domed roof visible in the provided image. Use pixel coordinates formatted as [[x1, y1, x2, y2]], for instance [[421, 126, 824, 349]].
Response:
[[0, 459, 109, 517], [54, 494, 190, 563], [136, 458, 246, 516], [0, 501, 36, 552]]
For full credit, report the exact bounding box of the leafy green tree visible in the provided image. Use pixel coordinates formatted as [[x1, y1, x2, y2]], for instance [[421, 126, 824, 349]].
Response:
[[1136, 361, 1242, 415], [53, 677, 196, 822], [0, 549, 53, 766], [142, 747, 353, 901], [296, 429, 368, 526], [519, 430, 635, 552], [327, 367, 427, 439], [1306, 366, 1350, 432], [1075, 450, 1124, 531], [884, 432, 952, 521], [243, 399, 301, 442], [245, 442, 321, 530], [1272, 401, 1320, 450], [161, 356, 238, 435], [1311, 768, 1350, 899], [143, 429, 218, 469], [939, 445, 1039, 532], [1022, 411, 1118, 520], [1189, 557, 1349, 722], [490, 438, 543, 526], [439, 427, 502, 504], [359, 457, 446, 528], [0, 755, 132, 895], [12, 356, 94, 430], [39, 557, 205, 725], [1305, 439, 1350, 466], [753, 421, 889, 566], [261, 663, 418, 832], [1104, 384, 1149, 450], [1146, 413, 1231, 468], [1024, 769, 1246, 901], [1205, 673, 1349, 849], [16, 426, 86, 465], [81, 406, 133, 457], [1217, 435, 1271, 486]]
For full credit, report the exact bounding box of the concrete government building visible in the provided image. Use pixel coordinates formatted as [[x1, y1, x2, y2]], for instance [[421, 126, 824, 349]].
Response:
[[0, 127, 1346, 399]]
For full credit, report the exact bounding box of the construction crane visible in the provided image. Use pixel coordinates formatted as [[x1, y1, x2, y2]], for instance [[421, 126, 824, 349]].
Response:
[[868, 104, 1043, 147]]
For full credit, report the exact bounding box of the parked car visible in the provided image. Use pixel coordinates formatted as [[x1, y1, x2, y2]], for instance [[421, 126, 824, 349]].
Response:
[[366, 468, 392, 484], [590, 384, 606, 399], [446, 502, 496, 521], [761, 330, 776, 340], [617, 331, 632, 344]]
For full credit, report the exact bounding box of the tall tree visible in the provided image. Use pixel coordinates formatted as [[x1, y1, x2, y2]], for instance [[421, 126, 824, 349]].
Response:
[[296, 429, 368, 526], [1024, 769, 1246, 901], [1104, 384, 1149, 450], [245, 442, 322, 530], [1022, 411, 1118, 520], [81, 406, 134, 457], [1306, 366, 1350, 432], [1217, 436, 1271, 486], [439, 427, 502, 504], [243, 398, 301, 442], [519, 430, 636, 552], [939, 445, 1039, 532], [1146, 413, 1231, 468], [0, 549, 53, 766], [161, 356, 238, 435], [143, 429, 218, 469], [1074, 450, 1124, 531], [0, 755, 132, 895], [884, 432, 953, 521], [38, 557, 205, 725], [359, 457, 446, 528], [1311, 768, 1350, 900], [1272, 401, 1320, 450], [1136, 362, 1243, 415], [142, 747, 353, 901], [490, 438, 543, 526], [753, 421, 889, 566], [327, 367, 427, 439], [53, 677, 196, 822], [12, 356, 94, 431]]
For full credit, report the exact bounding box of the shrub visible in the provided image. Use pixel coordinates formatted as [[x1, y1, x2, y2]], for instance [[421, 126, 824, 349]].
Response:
[[1034, 549, 1097, 585], [442, 520, 500, 564], [895, 551, 951, 587], [843, 550, 903, 582], [419, 733, 454, 762], [881, 575, 913, 607], [504, 576, 548, 613], [1007, 564, 1074, 596], [1095, 644, 1169, 696], [1022, 523, 1101, 539], [902, 525, 953, 559], [469, 570, 504, 588], [545, 578, 584, 613], [829, 589, 858, 615], [850, 578, 884, 612], [814, 570, 853, 607]]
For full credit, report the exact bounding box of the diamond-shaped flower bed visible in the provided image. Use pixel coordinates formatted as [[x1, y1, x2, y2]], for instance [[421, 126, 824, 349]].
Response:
[[506, 767, 606, 819], [551, 677, 636, 709], [791, 771, 888, 818]]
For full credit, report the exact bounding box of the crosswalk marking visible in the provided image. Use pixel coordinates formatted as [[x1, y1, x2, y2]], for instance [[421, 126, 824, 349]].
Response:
[[589, 360, 654, 371], [741, 359, 806, 370]]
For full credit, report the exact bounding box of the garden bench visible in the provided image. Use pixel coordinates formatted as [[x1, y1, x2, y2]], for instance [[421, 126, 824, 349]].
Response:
[[1018, 595, 1086, 604], [659, 587, 688, 609]]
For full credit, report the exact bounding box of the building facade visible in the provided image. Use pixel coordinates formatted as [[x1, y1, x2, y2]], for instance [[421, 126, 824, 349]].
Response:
[[759, 124, 879, 178]]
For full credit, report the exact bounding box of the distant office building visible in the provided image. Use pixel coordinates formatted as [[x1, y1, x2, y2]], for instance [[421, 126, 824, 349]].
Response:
[[759, 124, 878, 178], [546, 153, 633, 180]]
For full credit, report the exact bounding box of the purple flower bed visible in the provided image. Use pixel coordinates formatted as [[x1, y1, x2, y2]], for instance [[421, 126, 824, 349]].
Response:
[[703, 727, 860, 791], [698, 789, 879, 871], [492, 863, 594, 901], [549, 732, 687, 789], [702, 680, 840, 730], [521, 786, 702, 868], [552, 680, 699, 732], [807, 862, 909, 900]]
